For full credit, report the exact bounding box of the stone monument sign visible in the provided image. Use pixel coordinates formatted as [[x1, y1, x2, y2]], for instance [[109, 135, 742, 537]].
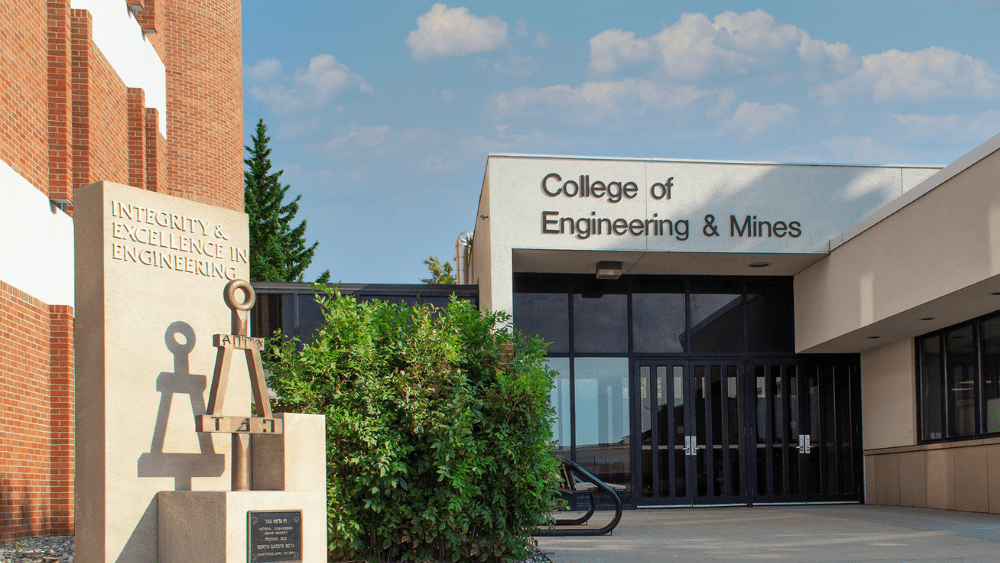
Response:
[[74, 182, 326, 562]]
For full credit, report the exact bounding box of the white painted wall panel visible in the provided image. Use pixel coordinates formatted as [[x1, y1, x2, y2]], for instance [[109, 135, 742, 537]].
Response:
[[0, 160, 75, 306], [72, 0, 167, 135]]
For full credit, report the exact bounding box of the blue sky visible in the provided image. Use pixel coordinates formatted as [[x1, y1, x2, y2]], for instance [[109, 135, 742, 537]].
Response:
[[241, 1, 1000, 283]]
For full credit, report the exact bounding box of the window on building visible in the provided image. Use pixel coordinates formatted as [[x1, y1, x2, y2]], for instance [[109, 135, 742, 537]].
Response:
[[918, 311, 1000, 442]]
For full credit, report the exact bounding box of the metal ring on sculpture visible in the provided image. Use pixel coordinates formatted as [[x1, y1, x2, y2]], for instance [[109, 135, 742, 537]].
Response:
[[223, 279, 256, 312]]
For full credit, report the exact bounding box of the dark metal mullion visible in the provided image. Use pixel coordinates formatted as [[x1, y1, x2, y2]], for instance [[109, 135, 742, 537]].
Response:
[[942, 336, 950, 439], [627, 284, 642, 499], [780, 364, 791, 497], [975, 321, 983, 436], [567, 284, 576, 467], [765, 364, 775, 496], [851, 361, 864, 495], [818, 367, 830, 496], [704, 364, 714, 498], [831, 365, 843, 495], [667, 363, 679, 499], [741, 362, 751, 502], [915, 339, 925, 443], [649, 365, 660, 499], [721, 362, 731, 500]]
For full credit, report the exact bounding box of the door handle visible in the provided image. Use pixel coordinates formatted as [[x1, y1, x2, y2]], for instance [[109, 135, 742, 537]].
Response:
[[797, 434, 812, 454], [685, 435, 698, 456]]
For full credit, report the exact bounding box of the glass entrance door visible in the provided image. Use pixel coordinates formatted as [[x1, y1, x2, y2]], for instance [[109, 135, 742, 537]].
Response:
[[633, 358, 861, 506], [748, 361, 805, 503], [634, 359, 745, 505]]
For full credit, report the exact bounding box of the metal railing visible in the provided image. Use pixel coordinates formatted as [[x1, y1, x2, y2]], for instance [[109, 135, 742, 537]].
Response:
[[535, 456, 623, 536]]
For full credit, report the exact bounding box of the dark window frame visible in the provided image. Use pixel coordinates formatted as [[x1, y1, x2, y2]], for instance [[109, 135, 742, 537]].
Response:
[[916, 309, 1000, 445]]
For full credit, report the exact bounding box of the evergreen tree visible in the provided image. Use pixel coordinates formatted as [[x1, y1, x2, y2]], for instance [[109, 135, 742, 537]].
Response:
[[244, 119, 330, 283], [420, 255, 455, 284]]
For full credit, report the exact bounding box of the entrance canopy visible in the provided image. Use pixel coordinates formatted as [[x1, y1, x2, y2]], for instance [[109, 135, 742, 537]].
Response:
[[468, 155, 939, 317]]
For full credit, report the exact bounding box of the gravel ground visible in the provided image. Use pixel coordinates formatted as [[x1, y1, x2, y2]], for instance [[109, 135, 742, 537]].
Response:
[[0, 535, 548, 563], [0, 536, 73, 563]]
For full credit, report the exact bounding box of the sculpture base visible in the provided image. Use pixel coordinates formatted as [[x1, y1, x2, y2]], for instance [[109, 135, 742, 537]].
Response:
[[158, 491, 325, 563]]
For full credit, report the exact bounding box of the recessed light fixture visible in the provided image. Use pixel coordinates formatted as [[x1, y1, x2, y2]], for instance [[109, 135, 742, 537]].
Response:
[[867, 336, 880, 339], [992, 291, 1000, 296], [920, 317, 935, 321], [749, 262, 770, 268]]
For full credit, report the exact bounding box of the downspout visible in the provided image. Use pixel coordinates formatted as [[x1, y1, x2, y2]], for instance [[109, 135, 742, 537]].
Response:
[[455, 231, 473, 285]]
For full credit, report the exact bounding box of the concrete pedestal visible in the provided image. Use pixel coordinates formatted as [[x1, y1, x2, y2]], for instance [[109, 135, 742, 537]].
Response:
[[158, 491, 326, 563]]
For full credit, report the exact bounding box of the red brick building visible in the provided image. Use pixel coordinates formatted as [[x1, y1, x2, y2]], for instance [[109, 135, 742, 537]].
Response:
[[0, 0, 244, 541]]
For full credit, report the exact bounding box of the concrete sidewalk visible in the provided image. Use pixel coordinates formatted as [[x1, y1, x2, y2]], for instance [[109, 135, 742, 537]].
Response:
[[536, 505, 1000, 562]]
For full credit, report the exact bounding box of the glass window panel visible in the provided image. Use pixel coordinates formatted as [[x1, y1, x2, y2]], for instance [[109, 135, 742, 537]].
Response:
[[250, 292, 289, 339], [573, 279, 627, 353], [946, 325, 976, 438], [746, 278, 794, 353], [920, 335, 943, 440], [546, 358, 571, 452], [513, 293, 569, 353], [982, 315, 1000, 434], [297, 293, 325, 345], [632, 293, 686, 353], [421, 296, 452, 309], [574, 358, 630, 490], [689, 279, 743, 353]]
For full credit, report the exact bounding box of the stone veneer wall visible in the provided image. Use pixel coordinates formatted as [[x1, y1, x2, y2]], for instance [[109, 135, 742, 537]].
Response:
[[865, 440, 1000, 513]]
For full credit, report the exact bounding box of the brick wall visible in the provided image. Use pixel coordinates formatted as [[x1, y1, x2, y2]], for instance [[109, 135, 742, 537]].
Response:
[[166, 0, 244, 212], [0, 0, 245, 542], [0, 0, 48, 195], [71, 9, 131, 200], [0, 282, 73, 542]]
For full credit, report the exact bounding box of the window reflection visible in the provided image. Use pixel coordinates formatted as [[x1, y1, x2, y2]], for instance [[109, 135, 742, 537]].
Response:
[[633, 293, 685, 353], [946, 325, 976, 438], [513, 293, 569, 353], [982, 317, 1000, 433], [689, 279, 743, 353], [574, 357, 630, 490], [573, 279, 627, 353], [920, 335, 943, 440], [546, 358, 571, 451]]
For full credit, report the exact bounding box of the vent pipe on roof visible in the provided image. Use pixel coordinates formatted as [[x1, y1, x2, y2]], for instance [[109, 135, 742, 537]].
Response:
[[455, 231, 473, 285]]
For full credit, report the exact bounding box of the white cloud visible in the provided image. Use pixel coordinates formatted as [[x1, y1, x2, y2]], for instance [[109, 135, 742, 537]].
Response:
[[440, 89, 455, 101], [407, 4, 507, 60], [249, 54, 373, 114], [324, 124, 392, 151], [275, 117, 320, 138], [299, 54, 375, 98], [495, 55, 537, 77], [589, 10, 858, 80], [536, 32, 550, 48], [245, 58, 283, 82], [491, 79, 730, 125], [420, 154, 458, 171], [516, 19, 528, 37], [812, 47, 1000, 105], [722, 101, 798, 141], [893, 110, 1000, 142]]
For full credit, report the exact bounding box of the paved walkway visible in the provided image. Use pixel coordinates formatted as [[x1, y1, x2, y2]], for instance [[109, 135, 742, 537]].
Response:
[[536, 505, 1000, 562]]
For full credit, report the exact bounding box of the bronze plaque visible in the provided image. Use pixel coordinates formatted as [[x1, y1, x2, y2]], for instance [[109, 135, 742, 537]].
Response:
[[248, 511, 302, 563]]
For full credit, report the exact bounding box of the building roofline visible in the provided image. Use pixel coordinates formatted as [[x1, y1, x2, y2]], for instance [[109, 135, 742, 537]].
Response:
[[830, 130, 1000, 251], [486, 153, 943, 169]]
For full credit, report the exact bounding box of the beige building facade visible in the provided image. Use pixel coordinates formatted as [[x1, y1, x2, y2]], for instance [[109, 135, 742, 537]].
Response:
[[467, 132, 1000, 512]]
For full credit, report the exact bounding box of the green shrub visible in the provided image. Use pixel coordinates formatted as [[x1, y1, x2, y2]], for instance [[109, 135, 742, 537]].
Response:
[[265, 289, 561, 562]]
